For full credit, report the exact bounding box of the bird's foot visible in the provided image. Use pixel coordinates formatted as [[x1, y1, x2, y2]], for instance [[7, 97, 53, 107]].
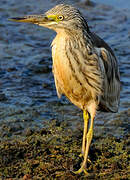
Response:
[[73, 166, 89, 175], [73, 159, 90, 175]]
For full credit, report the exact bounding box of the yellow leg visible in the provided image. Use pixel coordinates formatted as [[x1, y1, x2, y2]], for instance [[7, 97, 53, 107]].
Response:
[[74, 114, 94, 174], [81, 110, 89, 156]]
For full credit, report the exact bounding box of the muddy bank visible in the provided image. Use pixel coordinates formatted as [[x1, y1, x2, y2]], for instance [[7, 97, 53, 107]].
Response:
[[0, 120, 129, 179], [0, 0, 130, 138]]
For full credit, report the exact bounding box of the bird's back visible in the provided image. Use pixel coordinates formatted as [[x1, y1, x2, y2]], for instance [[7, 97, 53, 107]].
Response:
[[90, 32, 120, 112]]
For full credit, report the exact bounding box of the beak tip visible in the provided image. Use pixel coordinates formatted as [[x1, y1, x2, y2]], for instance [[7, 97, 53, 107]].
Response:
[[8, 17, 26, 22]]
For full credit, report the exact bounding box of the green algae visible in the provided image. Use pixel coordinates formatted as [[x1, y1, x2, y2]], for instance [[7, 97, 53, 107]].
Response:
[[0, 120, 129, 179]]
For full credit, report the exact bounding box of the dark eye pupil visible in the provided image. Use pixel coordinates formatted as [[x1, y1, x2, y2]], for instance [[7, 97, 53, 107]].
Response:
[[59, 16, 63, 20]]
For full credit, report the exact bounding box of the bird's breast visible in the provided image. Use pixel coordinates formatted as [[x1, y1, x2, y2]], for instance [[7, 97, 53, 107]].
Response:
[[51, 35, 86, 109], [51, 35, 72, 92]]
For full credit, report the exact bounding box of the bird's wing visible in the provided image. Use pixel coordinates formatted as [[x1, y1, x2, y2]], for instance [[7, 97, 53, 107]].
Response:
[[90, 32, 120, 112]]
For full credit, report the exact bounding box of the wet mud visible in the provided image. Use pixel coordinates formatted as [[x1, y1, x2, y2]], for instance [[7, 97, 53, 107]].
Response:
[[0, 120, 129, 179]]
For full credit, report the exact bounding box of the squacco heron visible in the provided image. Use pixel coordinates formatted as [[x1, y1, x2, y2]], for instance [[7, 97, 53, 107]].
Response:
[[10, 4, 120, 174]]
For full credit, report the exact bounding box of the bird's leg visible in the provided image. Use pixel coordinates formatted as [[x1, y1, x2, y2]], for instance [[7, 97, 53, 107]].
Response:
[[80, 110, 89, 157], [74, 114, 94, 174]]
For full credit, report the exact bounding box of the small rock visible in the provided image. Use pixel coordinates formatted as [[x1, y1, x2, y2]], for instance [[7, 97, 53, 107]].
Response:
[[23, 174, 32, 180], [7, 67, 17, 72]]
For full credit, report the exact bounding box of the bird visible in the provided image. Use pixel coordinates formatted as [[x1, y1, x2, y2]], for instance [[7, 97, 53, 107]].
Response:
[[10, 4, 120, 174]]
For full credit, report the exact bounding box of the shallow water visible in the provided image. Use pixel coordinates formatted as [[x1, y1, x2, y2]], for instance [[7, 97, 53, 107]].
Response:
[[0, 0, 130, 139]]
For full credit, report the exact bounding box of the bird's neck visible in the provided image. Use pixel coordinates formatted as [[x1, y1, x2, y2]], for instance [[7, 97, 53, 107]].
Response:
[[51, 30, 69, 48], [54, 26, 86, 36]]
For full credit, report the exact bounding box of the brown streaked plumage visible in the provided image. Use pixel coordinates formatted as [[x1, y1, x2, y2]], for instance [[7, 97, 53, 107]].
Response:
[[10, 4, 120, 174]]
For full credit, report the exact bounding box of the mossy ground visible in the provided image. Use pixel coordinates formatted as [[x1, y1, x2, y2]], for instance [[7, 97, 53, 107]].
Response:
[[0, 120, 129, 179]]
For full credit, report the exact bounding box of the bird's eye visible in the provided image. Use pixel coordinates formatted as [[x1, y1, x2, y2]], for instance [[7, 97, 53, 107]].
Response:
[[58, 15, 64, 21]]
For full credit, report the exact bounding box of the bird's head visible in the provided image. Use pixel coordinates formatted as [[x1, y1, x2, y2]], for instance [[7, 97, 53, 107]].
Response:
[[9, 4, 89, 33]]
